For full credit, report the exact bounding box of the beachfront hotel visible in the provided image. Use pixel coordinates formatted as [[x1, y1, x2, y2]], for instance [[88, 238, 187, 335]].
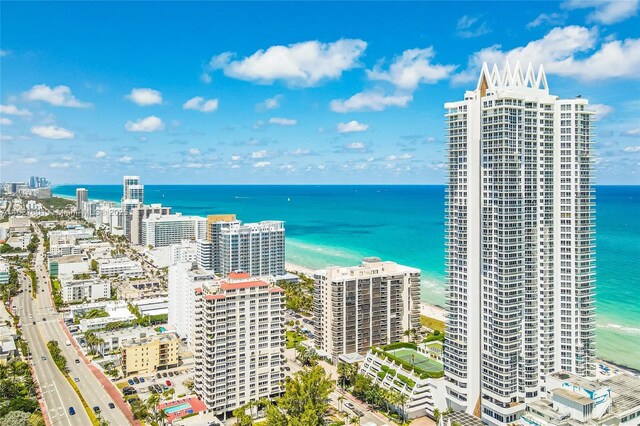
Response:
[[122, 175, 144, 240], [443, 62, 596, 425], [193, 272, 285, 413], [129, 204, 172, 245], [313, 257, 421, 362]]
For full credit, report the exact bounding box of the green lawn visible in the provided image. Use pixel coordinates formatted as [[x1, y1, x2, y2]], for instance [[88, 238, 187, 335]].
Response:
[[286, 330, 307, 349]]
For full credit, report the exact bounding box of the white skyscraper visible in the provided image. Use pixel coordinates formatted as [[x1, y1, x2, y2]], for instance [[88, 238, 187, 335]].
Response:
[[443, 63, 595, 425], [76, 188, 88, 214], [141, 213, 206, 248], [194, 272, 285, 413]]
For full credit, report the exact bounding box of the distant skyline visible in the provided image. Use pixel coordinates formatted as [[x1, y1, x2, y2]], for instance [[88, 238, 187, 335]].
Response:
[[1, 1, 639, 184]]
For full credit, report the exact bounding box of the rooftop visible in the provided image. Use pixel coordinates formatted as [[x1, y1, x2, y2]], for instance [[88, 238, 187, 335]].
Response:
[[604, 373, 640, 414], [316, 258, 420, 279]]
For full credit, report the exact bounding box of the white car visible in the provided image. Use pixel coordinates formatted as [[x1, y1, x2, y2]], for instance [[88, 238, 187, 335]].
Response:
[[345, 402, 355, 409]]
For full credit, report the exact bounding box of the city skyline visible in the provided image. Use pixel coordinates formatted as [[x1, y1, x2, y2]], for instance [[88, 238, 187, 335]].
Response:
[[1, 1, 639, 185]]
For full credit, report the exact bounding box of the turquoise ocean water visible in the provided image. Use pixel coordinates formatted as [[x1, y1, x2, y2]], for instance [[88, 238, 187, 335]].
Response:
[[53, 185, 639, 369]]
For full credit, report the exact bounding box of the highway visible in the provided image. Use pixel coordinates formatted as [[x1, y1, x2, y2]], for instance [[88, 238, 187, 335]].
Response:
[[14, 223, 132, 425]]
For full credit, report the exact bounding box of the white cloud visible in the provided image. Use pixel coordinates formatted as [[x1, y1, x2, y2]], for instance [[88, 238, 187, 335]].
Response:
[[280, 164, 295, 171], [126, 88, 163, 106], [183, 96, 219, 112], [185, 162, 212, 169], [24, 84, 91, 107], [0, 135, 13, 141], [330, 90, 412, 113], [253, 161, 271, 168], [49, 162, 70, 169], [337, 120, 369, 133], [0, 104, 32, 116], [345, 142, 366, 150], [268, 117, 297, 126], [189, 148, 201, 155], [117, 156, 133, 164], [207, 38, 367, 87], [527, 12, 567, 28], [623, 128, 640, 136], [125, 116, 164, 132], [21, 157, 38, 164], [257, 95, 283, 111], [623, 146, 640, 152], [230, 155, 241, 161], [31, 125, 74, 139], [291, 148, 310, 156], [563, 0, 639, 24], [250, 150, 268, 159], [589, 104, 614, 120], [456, 15, 491, 38], [367, 47, 455, 90], [0, 49, 9, 57], [95, 151, 107, 158], [387, 153, 414, 160], [0, 118, 12, 126], [454, 26, 640, 83]]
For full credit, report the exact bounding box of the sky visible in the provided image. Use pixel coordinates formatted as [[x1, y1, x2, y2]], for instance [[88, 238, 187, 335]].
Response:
[[0, 1, 639, 185]]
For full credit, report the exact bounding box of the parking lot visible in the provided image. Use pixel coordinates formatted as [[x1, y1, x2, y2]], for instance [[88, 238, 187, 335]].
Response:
[[119, 365, 194, 400]]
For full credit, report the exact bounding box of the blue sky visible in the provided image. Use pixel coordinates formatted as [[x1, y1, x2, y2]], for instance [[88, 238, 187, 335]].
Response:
[[1, 1, 639, 184]]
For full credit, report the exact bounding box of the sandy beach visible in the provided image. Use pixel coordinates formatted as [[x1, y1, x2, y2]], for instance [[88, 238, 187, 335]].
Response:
[[286, 261, 446, 322]]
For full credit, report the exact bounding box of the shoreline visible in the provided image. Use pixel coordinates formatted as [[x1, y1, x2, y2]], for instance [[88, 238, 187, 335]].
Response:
[[285, 261, 446, 323]]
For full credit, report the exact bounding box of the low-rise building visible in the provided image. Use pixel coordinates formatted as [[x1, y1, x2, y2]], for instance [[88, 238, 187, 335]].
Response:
[[48, 228, 94, 246], [0, 261, 9, 285], [8, 216, 30, 233], [49, 243, 83, 257], [94, 327, 159, 355], [359, 343, 446, 420], [49, 254, 89, 277], [59, 276, 111, 303], [97, 257, 144, 277], [6, 234, 31, 250], [121, 332, 180, 376], [0, 326, 18, 363], [519, 371, 640, 426]]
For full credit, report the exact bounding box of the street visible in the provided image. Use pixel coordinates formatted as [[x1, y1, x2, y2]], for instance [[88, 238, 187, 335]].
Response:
[[14, 224, 133, 425]]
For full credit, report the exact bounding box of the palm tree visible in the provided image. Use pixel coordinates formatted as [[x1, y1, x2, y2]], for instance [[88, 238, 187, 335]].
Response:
[[396, 391, 409, 421], [337, 362, 349, 388], [337, 395, 345, 414], [350, 415, 360, 426]]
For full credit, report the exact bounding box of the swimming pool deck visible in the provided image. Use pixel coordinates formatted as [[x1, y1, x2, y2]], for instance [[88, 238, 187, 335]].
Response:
[[157, 396, 207, 424]]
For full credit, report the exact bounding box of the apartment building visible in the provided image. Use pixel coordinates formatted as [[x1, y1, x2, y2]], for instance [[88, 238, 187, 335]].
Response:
[[141, 213, 206, 248], [76, 188, 88, 214], [443, 63, 596, 425], [59, 276, 111, 303], [97, 257, 144, 277], [194, 272, 286, 413], [120, 332, 180, 376], [130, 204, 172, 245], [205, 216, 285, 277], [313, 258, 421, 361], [167, 262, 217, 350], [0, 261, 9, 285]]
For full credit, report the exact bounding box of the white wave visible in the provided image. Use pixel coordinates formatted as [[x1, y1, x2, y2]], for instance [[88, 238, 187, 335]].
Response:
[[597, 323, 640, 334]]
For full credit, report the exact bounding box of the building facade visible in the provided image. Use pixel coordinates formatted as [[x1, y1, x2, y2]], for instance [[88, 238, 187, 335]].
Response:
[[120, 332, 180, 376], [130, 204, 172, 245], [60, 277, 111, 303], [76, 188, 88, 214], [194, 273, 285, 413], [141, 214, 206, 248], [443, 63, 596, 425], [313, 258, 421, 361]]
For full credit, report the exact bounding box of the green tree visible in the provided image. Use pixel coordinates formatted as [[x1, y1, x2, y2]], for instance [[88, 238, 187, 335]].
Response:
[[266, 366, 334, 426]]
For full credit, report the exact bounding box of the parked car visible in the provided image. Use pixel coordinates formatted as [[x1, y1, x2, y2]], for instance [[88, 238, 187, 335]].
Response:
[[132, 377, 140, 384], [165, 380, 172, 386], [154, 384, 162, 393], [108, 403, 115, 409], [148, 386, 155, 393], [75, 359, 80, 364], [68, 407, 75, 416], [345, 402, 355, 409], [93, 406, 100, 414], [127, 379, 134, 386], [139, 377, 145, 383], [156, 373, 162, 379]]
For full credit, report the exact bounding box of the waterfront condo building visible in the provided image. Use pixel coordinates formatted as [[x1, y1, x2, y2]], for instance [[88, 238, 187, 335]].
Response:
[[130, 204, 172, 245], [313, 258, 421, 361], [194, 272, 285, 413], [204, 215, 285, 277], [141, 213, 206, 248], [122, 176, 144, 240], [75, 188, 88, 214], [443, 62, 596, 425], [167, 262, 217, 350]]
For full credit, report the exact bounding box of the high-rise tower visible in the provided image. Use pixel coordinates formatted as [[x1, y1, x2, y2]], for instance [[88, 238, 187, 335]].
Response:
[[443, 62, 595, 426]]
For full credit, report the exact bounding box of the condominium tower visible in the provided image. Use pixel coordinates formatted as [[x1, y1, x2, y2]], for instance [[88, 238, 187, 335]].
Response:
[[76, 188, 88, 214], [204, 215, 285, 277], [313, 258, 421, 361], [122, 176, 144, 240], [141, 213, 206, 248], [194, 272, 285, 413], [130, 204, 172, 245], [443, 63, 595, 425]]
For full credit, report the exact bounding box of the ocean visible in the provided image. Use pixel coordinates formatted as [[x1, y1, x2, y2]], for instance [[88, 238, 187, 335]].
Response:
[[53, 184, 640, 370]]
